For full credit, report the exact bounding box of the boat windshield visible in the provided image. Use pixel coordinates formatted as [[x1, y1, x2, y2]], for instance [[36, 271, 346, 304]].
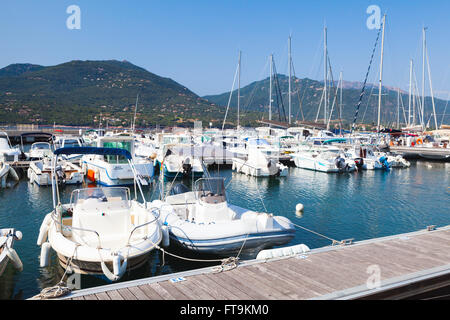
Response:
[[71, 187, 130, 207], [31, 142, 51, 150], [102, 140, 132, 164], [194, 178, 227, 204]]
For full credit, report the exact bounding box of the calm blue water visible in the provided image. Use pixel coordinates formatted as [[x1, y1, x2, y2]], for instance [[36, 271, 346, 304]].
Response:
[[0, 160, 449, 299]]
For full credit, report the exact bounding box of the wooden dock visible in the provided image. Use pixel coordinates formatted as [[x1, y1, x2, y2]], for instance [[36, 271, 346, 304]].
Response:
[[59, 225, 450, 300]]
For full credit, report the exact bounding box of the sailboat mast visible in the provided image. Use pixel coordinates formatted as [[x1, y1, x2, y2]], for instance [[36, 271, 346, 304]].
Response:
[[339, 70, 343, 136], [408, 59, 413, 127], [422, 27, 426, 130], [288, 35, 292, 125], [269, 54, 273, 122], [324, 26, 328, 127], [397, 88, 400, 129], [377, 14, 386, 133], [424, 31, 438, 130], [132, 93, 139, 133], [237, 50, 241, 129]]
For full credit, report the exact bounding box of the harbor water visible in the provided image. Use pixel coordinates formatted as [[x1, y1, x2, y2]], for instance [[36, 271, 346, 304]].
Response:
[[0, 160, 449, 299]]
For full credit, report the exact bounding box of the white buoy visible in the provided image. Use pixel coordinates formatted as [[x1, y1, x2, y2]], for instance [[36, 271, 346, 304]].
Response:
[[296, 203, 304, 213], [40, 242, 51, 268], [14, 230, 22, 241], [161, 225, 170, 247]]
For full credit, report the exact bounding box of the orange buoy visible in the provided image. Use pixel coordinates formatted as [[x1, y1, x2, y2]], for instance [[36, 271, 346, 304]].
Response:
[[416, 138, 423, 145], [87, 169, 96, 182]]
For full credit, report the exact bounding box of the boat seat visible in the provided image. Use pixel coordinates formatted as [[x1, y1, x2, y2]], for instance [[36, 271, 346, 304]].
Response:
[[71, 199, 133, 249], [201, 194, 226, 204]]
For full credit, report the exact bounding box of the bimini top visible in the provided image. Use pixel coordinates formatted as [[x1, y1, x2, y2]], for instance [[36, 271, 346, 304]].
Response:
[[322, 138, 347, 144], [53, 146, 132, 160]]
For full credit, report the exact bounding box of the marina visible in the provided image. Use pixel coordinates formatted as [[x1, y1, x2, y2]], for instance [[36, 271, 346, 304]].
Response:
[[1, 1, 450, 305], [0, 135, 448, 299]]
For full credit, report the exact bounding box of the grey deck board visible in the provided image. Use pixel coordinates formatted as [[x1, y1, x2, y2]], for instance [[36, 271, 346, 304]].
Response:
[[63, 226, 450, 301]]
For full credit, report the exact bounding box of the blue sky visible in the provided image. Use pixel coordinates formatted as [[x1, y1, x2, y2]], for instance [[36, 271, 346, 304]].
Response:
[[1, 0, 449, 99]]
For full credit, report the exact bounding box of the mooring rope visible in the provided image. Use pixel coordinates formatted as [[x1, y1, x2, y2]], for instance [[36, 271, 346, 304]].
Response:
[[31, 244, 80, 300], [291, 221, 352, 246]]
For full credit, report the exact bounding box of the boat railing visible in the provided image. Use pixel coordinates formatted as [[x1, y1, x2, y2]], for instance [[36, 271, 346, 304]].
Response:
[[125, 207, 161, 247]]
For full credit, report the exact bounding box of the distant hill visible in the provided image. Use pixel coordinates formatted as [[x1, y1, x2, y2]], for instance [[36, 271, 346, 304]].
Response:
[[0, 60, 260, 127], [203, 74, 449, 128], [0, 63, 45, 78]]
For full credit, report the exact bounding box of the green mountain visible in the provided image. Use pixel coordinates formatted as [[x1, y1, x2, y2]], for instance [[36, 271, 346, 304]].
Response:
[[203, 74, 449, 128], [0, 60, 260, 127]]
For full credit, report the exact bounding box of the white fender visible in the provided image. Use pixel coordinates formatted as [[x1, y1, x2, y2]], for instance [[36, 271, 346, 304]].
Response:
[[256, 244, 310, 260], [40, 242, 52, 267], [161, 225, 170, 247], [8, 167, 19, 181], [113, 254, 127, 277], [5, 247, 23, 272], [101, 254, 127, 282], [37, 214, 52, 246]]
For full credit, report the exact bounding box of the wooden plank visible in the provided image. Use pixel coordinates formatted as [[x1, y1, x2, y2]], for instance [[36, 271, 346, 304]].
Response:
[[265, 257, 342, 293], [83, 294, 98, 300], [374, 242, 443, 271], [106, 290, 124, 300], [380, 239, 450, 266], [170, 277, 216, 300], [95, 292, 111, 300], [314, 246, 403, 281], [137, 284, 164, 300], [127, 286, 149, 300], [157, 280, 190, 300], [71, 296, 85, 300], [236, 265, 301, 299], [243, 263, 310, 299], [213, 270, 269, 300], [286, 252, 370, 285], [202, 272, 255, 300], [186, 275, 234, 300], [147, 283, 175, 300], [257, 259, 332, 297], [230, 268, 281, 300], [117, 288, 138, 300]]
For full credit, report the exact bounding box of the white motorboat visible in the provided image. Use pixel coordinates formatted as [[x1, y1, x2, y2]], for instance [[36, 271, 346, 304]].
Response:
[[82, 135, 154, 186], [37, 147, 162, 281], [291, 146, 356, 173], [153, 177, 295, 256], [0, 132, 21, 162], [53, 136, 85, 163], [27, 157, 84, 186], [346, 145, 385, 171], [0, 228, 23, 277], [25, 142, 53, 161], [232, 139, 288, 177], [157, 145, 204, 180], [0, 161, 19, 188]]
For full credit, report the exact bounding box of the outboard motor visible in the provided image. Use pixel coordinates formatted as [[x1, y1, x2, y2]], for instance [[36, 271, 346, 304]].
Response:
[[182, 157, 192, 175], [379, 156, 390, 171], [55, 165, 66, 185], [354, 158, 364, 170], [169, 183, 190, 196], [335, 156, 348, 172]]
